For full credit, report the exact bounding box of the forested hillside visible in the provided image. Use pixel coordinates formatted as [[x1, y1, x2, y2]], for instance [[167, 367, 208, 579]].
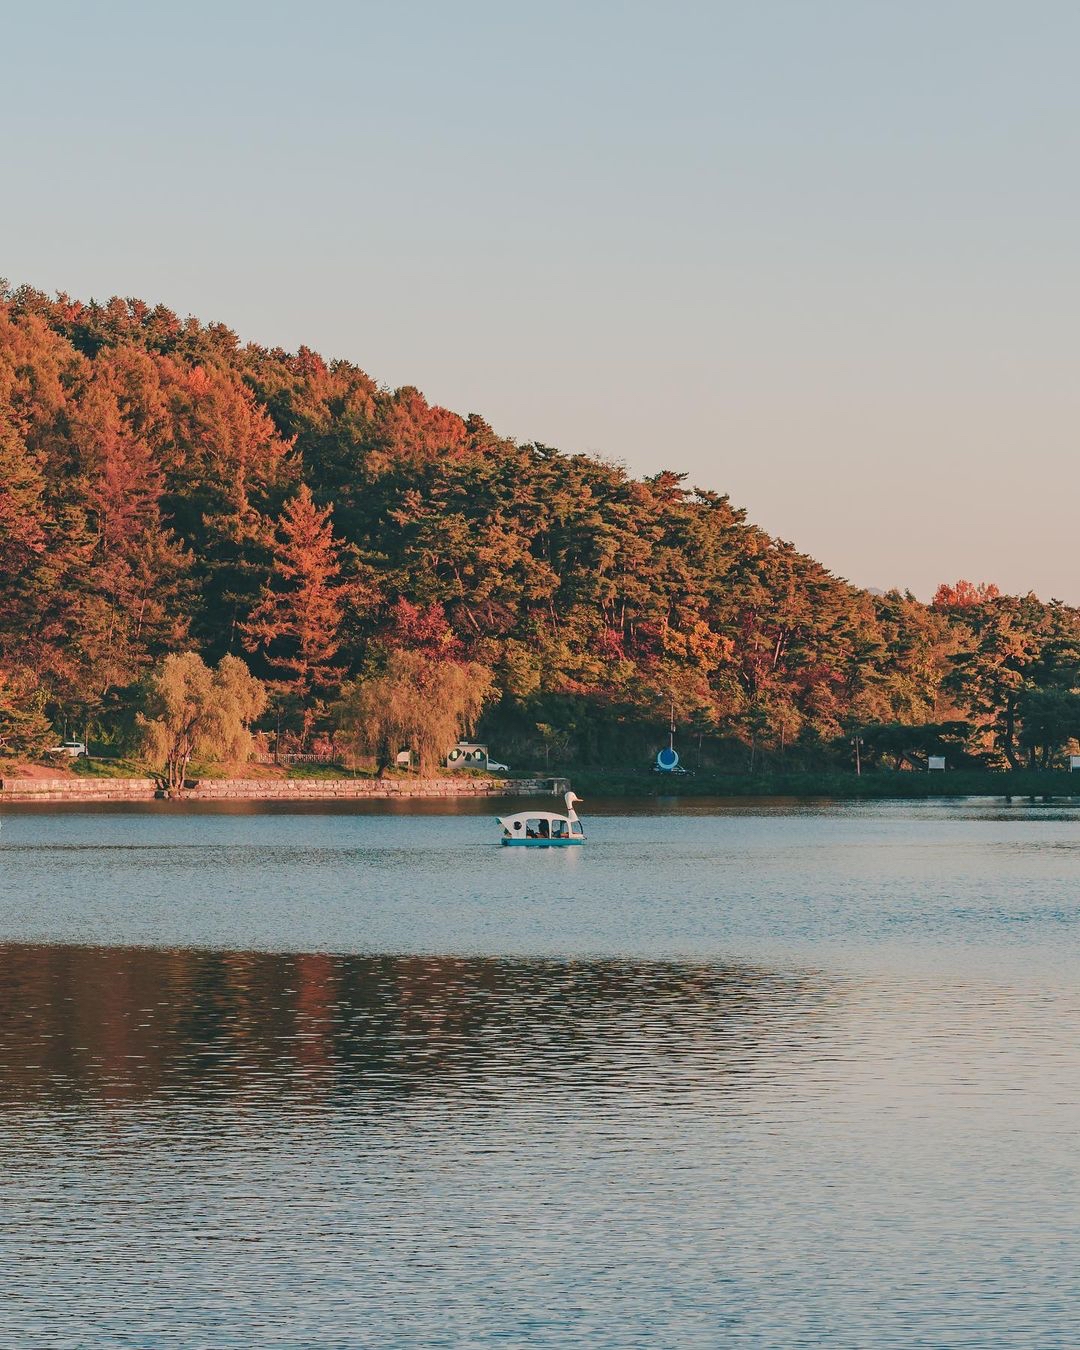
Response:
[[2, 283, 1078, 771]]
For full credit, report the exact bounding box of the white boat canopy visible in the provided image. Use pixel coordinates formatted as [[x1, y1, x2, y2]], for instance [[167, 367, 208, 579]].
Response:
[[497, 791, 585, 846]]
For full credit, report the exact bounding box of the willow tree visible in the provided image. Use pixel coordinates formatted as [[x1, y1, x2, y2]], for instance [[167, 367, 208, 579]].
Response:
[[335, 648, 495, 773], [137, 652, 267, 791]]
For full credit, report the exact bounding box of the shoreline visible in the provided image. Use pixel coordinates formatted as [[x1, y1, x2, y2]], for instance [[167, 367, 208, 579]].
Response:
[[6, 761, 1076, 808], [2, 767, 1079, 806], [0, 775, 569, 804], [569, 768, 1080, 800]]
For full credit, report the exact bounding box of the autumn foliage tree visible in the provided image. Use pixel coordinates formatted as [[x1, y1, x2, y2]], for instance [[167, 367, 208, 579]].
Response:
[[932, 580, 1001, 611], [4, 279, 1080, 773], [68, 379, 192, 703], [0, 416, 51, 649]]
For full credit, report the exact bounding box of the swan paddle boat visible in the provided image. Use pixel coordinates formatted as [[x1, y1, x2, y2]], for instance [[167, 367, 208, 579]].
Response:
[[498, 791, 585, 847]]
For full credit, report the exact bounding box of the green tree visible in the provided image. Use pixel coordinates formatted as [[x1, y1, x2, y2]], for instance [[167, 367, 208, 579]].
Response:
[[854, 721, 975, 770], [945, 595, 1080, 768], [0, 668, 54, 759], [1017, 688, 1080, 769], [335, 649, 495, 773]]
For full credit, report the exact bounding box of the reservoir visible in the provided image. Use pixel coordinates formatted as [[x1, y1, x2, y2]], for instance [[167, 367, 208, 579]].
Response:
[[1, 798, 1078, 1346]]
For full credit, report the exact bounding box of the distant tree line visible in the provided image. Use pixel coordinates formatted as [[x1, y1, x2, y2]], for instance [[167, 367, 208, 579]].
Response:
[[1, 283, 1079, 774]]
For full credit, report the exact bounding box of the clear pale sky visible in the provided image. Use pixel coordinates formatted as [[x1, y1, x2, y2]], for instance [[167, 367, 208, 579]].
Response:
[[4, 1, 1077, 601]]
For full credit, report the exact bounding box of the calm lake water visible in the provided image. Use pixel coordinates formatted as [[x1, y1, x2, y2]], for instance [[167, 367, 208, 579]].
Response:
[[1, 797, 1079, 1347]]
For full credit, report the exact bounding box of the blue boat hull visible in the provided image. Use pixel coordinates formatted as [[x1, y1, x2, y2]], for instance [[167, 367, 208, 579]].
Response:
[[501, 838, 584, 847]]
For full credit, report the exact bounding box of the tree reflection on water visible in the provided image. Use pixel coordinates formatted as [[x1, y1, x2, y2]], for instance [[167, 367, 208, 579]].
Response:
[[0, 944, 841, 1111]]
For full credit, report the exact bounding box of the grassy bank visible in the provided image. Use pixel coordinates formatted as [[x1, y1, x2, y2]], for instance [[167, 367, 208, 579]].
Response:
[[69, 757, 150, 778], [9, 758, 1078, 801], [568, 768, 1080, 800]]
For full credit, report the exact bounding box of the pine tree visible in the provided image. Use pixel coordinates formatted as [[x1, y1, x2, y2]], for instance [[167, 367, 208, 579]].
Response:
[[0, 417, 49, 637], [0, 668, 54, 759], [66, 381, 192, 707], [242, 484, 354, 710], [0, 415, 81, 682]]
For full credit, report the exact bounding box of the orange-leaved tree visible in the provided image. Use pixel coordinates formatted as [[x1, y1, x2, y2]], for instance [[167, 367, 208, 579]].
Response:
[[242, 484, 367, 722]]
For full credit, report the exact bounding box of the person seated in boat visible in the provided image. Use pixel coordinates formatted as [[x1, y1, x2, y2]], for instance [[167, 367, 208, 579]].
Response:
[[550, 819, 568, 839], [537, 819, 550, 839]]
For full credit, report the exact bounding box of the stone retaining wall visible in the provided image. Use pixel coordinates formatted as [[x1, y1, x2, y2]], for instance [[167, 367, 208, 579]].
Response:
[[0, 775, 567, 803], [0, 777, 158, 802], [187, 777, 564, 799]]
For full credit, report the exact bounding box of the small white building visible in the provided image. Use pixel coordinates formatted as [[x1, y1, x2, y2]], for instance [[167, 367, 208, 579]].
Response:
[[928, 756, 946, 771], [446, 741, 490, 770]]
